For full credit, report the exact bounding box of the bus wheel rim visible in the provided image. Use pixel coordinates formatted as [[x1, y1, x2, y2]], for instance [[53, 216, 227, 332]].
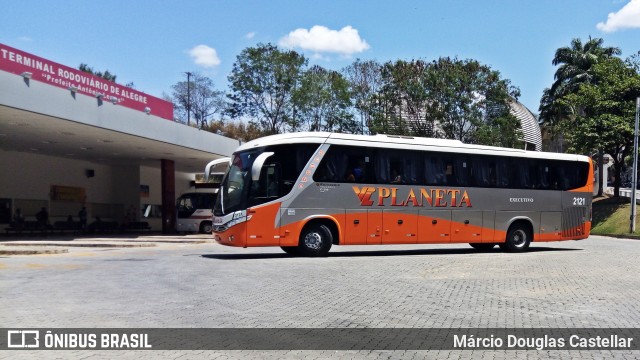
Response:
[[304, 232, 322, 250], [512, 229, 527, 247]]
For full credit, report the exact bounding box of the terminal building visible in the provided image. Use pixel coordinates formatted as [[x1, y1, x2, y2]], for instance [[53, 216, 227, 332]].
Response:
[[0, 43, 238, 232]]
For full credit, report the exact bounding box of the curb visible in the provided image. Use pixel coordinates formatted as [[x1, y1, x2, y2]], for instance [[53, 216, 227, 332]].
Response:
[[0, 248, 69, 255], [82, 239, 208, 244], [595, 234, 640, 240], [1, 243, 157, 248]]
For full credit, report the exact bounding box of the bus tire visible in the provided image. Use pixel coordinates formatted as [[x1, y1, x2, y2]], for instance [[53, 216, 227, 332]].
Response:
[[298, 223, 333, 257], [280, 246, 300, 256], [504, 223, 531, 252], [469, 243, 496, 251], [200, 221, 213, 234]]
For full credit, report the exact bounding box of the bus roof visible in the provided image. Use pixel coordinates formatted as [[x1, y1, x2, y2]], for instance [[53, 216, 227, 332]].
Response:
[[235, 132, 590, 163]]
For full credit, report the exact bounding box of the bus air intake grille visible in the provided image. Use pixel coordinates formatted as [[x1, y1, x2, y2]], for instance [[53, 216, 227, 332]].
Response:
[[562, 206, 586, 238], [213, 225, 228, 232]]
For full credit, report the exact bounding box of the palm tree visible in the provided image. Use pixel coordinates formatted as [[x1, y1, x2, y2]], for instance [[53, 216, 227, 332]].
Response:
[[549, 37, 621, 100], [541, 37, 621, 197]]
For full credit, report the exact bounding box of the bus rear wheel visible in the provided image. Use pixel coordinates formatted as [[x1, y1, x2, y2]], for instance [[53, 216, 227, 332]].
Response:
[[469, 243, 496, 251], [298, 223, 332, 257], [503, 224, 531, 252]]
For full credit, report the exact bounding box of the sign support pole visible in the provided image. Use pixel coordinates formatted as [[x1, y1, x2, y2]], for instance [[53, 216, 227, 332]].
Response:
[[631, 97, 640, 233]]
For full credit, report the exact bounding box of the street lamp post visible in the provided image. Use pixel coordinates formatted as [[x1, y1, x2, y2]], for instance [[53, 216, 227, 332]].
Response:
[[631, 97, 640, 233], [186, 72, 192, 126]]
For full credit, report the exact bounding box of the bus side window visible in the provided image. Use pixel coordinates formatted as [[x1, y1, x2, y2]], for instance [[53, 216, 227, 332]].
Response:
[[313, 148, 346, 183], [470, 156, 496, 187], [495, 157, 510, 188], [346, 158, 367, 182], [512, 158, 532, 189], [266, 172, 278, 197], [425, 156, 447, 185], [390, 168, 403, 184], [445, 161, 455, 186], [375, 149, 417, 184], [539, 161, 551, 190], [447, 155, 470, 187]]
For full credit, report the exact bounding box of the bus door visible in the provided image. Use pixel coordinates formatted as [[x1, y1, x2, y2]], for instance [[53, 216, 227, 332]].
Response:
[[450, 211, 483, 243], [246, 154, 281, 246], [382, 210, 418, 244], [418, 210, 451, 243]]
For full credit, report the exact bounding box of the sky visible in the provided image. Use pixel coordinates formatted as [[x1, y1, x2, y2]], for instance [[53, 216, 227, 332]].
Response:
[[1, 0, 640, 114]]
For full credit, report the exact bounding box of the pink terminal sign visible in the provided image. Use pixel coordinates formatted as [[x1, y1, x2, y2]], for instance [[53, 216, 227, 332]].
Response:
[[0, 43, 173, 120]]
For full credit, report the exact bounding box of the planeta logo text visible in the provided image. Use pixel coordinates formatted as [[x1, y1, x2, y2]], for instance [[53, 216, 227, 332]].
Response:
[[352, 186, 472, 207]]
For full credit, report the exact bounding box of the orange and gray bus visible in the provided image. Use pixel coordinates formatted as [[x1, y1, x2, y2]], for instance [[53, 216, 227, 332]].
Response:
[[212, 132, 593, 256]]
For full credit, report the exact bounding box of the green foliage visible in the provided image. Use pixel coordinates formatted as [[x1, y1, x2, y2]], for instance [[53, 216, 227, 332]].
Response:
[[366, 57, 522, 148], [224, 47, 525, 145], [292, 65, 358, 133], [561, 57, 640, 196], [539, 37, 631, 197], [227, 43, 307, 134], [549, 37, 621, 102], [539, 37, 621, 126], [78, 63, 117, 82]]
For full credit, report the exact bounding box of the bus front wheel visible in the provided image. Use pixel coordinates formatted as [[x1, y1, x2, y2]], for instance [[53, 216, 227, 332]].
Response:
[[298, 223, 333, 257], [503, 224, 531, 252]]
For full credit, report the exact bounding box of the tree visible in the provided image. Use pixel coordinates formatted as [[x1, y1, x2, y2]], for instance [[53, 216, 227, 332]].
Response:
[[540, 37, 622, 196], [79, 63, 117, 82], [371, 59, 437, 137], [541, 37, 622, 127], [430, 57, 520, 145], [227, 43, 307, 134], [169, 73, 226, 129], [549, 37, 621, 102], [562, 57, 640, 197], [367, 57, 521, 148], [293, 65, 358, 133], [342, 59, 382, 134]]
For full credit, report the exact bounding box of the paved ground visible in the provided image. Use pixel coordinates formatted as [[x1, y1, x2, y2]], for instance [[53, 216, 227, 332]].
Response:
[[1, 234, 639, 359]]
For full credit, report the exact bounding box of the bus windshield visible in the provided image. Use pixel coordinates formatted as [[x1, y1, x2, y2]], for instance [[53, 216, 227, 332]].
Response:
[[214, 143, 319, 216]]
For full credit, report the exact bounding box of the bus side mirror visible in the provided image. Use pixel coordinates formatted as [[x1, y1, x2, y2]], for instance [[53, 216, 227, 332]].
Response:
[[204, 157, 231, 182], [252, 152, 274, 181]]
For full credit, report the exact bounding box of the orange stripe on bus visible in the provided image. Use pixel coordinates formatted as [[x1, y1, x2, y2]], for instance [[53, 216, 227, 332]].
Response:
[[215, 206, 591, 247]]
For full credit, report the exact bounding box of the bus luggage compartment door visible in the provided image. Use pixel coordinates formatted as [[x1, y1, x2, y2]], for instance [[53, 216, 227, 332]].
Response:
[[382, 210, 418, 244], [418, 210, 451, 243], [540, 211, 562, 241], [450, 211, 483, 243], [344, 209, 368, 245]]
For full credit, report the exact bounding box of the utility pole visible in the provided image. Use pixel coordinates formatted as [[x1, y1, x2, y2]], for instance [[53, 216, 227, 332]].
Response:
[[631, 97, 640, 233], [186, 72, 192, 126]]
